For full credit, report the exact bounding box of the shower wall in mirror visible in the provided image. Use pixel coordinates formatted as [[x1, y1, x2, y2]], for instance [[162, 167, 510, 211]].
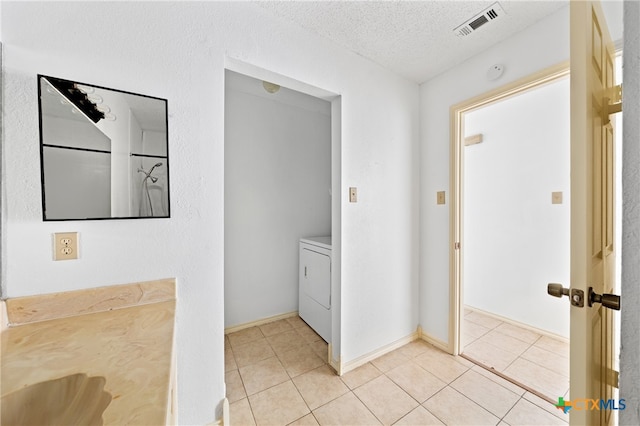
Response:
[[38, 75, 170, 220]]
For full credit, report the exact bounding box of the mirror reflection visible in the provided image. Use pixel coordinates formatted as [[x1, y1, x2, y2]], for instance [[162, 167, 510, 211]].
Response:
[[38, 75, 170, 220]]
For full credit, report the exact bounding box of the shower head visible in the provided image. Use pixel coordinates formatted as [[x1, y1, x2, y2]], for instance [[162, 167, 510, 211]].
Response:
[[146, 162, 163, 175]]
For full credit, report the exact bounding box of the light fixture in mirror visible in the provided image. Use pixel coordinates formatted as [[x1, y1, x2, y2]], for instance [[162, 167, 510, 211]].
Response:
[[38, 75, 170, 220]]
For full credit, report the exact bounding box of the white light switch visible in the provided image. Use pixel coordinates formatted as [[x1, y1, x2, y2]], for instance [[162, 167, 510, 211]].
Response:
[[349, 187, 358, 203], [437, 191, 446, 205]]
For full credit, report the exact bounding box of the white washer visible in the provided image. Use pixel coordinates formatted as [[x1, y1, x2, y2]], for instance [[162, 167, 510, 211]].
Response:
[[299, 236, 331, 342]]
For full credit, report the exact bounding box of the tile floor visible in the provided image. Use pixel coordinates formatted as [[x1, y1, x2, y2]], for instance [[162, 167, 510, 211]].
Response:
[[225, 315, 568, 425], [461, 307, 570, 401]]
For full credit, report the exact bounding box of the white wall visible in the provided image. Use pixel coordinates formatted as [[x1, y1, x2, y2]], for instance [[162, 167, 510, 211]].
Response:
[[620, 1, 640, 423], [224, 70, 331, 328], [420, 7, 570, 344], [0, 2, 418, 423], [42, 115, 111, 151], [463, 77, 570, 338], [43, 146, 111, 219]]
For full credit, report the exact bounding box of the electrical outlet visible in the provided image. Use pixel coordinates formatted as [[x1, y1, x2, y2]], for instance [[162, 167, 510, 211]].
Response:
[[552, 191, 563, 204], [53, 232, 78, 261], [437, 191, 446, 205]]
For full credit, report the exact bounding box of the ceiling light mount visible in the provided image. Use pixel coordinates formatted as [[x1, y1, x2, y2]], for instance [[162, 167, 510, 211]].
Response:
[[262, 81, 280, 94]]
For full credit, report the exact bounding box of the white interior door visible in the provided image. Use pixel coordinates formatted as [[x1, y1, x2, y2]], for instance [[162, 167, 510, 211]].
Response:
[[567, 1, 620, 424]]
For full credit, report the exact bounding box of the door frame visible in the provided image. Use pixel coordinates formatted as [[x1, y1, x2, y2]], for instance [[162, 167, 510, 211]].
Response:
[[223, 57, 343, 371], [449, 62, 570, 356]]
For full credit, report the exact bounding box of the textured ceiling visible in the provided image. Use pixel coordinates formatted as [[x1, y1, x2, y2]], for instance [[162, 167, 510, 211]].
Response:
[[255, 1, 569, 83]]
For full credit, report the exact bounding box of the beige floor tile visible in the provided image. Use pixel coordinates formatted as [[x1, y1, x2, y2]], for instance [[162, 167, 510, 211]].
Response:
[[279, 345, 326, 378], [371, 349, 410, 373], [259, 319, 294, 337], [463, 319, 490, 341], [228, 326, 264, 348], [453, 354, 476, 368], [495, 322, 542, 344], [229, 397, 256, 426], [296, 324, 323, 343], [225, 369, 247, 403], [522, 391, 570, 422], [450, 369, 520, 417], [354, 375, 419, 425], [395, 340, 432, 359], [393, 406, 444, 425], [228, 317, 573, 426], [503, 358, 569, 399], [288, 413, 320, 426], [533, 335, 570, 358], [477, 329, 532, 355], [465, 311, 503, 329], [462, 339, 520, 371], [423, 387, 499, 425], [386, 362, 446, 403], [313, 392, 381, 425], [503, 398, 568, 425], [414, 346, 470, 383], [520, 345, 569, 377], [287, 316, 309, 329], [470, 365, 526, 396], [239, 356, 289, 396], [249, 381, 310, 426], [234, 338, 276, 368], [293, 365, 350, 410], [309, 339, 329, 361], [268, 330, 308, 355], [340, 362, 382, 390], [225, 347, 237, 372]]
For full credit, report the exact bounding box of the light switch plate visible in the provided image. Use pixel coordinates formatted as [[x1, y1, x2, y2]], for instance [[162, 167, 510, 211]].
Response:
[[53, 232, 78, 261], [349, 187, 358, 203], [437, 191, 446, 205], [552, 191, 563, 204]]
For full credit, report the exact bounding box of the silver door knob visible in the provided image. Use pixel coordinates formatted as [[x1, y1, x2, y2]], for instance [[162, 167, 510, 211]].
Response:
[[589, 287, 621, 310], [547, 283, 584, 307]]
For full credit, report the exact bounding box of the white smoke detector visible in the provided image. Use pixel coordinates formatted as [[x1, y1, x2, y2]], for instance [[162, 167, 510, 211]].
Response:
[[487, 64, 505, 81], [454, 2, 505, 37]]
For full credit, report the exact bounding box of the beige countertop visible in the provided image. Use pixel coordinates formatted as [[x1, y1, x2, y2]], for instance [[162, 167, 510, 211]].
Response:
[[1, 279, 176, 425]]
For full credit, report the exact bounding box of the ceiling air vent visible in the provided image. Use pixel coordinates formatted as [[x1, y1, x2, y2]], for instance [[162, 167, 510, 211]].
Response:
[[454, 2, 505, 37]]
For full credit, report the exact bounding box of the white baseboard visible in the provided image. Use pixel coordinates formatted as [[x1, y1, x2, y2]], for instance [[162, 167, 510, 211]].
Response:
[[465, 305, 569, 343], [327, 343, 341, 375], [209, 398, 229, 426], [339, 330, 419, 375], [418, 329, 452, 354], [224, 311, 298, 335]]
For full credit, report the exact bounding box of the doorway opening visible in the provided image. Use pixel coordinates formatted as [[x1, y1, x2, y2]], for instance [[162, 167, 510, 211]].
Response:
[[222, 60, 343, 376], [451, 57, 623, 404], [451, 64, 571, 403]]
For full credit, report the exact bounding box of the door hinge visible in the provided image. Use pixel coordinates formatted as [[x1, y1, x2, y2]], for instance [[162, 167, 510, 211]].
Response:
[[454, 242, 461, 250], [605, 84, 623, 124], [607, 368, 620, 388]]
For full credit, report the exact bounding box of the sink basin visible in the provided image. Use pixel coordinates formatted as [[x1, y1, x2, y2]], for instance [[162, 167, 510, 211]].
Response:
[[1, 373, 112, 425]]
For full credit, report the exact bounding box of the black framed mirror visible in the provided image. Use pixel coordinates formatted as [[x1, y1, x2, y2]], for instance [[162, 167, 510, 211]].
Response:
[[38, 75, 170, 220]]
